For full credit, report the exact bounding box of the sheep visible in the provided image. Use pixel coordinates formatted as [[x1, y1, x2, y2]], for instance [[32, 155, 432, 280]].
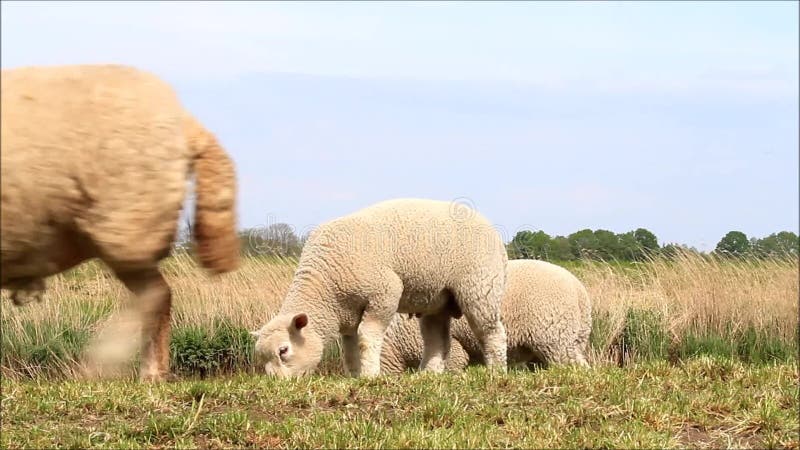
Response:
[[1, 64, 240, 382], [380, 259, 592, 374], [250, 198, 509, 378]]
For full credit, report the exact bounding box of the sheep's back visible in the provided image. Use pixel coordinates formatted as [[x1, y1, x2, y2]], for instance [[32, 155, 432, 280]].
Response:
[[1, 64, 192, 277], [301, 198, 507, 300]]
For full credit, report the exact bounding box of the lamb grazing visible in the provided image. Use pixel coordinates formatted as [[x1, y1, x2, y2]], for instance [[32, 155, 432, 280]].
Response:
[[380, 259, 592, 374], [1, 64, 240, 382], [250, 198, 509, 378]]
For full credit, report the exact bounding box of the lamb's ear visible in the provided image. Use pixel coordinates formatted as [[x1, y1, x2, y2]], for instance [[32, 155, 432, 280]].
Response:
[[249, 330, 261, 339], [292, 313, 309, 331]]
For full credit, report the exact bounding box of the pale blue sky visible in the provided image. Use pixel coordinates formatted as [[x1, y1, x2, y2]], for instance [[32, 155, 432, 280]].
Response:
[[2, 1, 798, 250]]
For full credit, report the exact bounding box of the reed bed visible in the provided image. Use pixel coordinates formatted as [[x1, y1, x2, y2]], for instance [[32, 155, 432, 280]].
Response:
[[1, 249, 796, 379]]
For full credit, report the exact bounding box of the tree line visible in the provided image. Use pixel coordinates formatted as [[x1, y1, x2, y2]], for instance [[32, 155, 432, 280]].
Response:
[[508, 228, 799, 262], [175, 219, 798, 262]]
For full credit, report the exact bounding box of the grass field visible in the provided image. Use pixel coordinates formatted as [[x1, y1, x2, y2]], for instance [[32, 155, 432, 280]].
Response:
[[2, 359, 797, 449], [1, 250, 798, 448]]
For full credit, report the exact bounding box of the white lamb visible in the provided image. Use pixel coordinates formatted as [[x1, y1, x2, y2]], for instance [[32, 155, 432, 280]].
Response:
[[381, 259, 592, 374], [250, 198, 509, 378]]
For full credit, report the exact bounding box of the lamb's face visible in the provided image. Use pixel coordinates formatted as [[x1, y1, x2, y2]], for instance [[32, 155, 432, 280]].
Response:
[[251, 313, 323, 378]]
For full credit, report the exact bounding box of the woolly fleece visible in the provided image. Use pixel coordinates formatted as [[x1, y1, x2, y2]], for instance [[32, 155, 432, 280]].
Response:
[[381, 259, 592, 373], [1, 64, 240, 380], [252, 198, 509, 377]]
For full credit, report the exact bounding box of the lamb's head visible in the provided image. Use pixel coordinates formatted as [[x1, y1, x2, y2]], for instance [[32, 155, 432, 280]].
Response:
[[251, 313, 323, 378]]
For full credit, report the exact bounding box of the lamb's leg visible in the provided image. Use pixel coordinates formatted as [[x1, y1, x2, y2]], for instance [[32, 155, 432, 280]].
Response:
[[115, 267, 173, 382], [379, 316, 413, 375], [445, 338, 470, 372], [550, 345, 591, 368], [418, 310, 451, 373], [455, 281, 508, 372], [341, 334, 361, 376], [357, 306, 398, 377], [474, 319, 507, 371], [356, 274, 403, 377], [573, 352, 590, 368]]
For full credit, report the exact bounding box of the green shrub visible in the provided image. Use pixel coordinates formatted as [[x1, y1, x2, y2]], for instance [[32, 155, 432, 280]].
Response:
[[615, 308, 669, 363], [678, 326, 797, 364], [169, 320, 255, 378]]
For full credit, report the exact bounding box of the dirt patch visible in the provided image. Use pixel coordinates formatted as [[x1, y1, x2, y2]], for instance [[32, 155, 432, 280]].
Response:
[[677, 425, 714, 446], [677, 425, 765, 449]]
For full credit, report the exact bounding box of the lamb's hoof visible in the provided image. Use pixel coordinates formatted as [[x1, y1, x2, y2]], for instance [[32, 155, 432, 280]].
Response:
[[419, 364, 446, 374], [357, 366, 382, 378]]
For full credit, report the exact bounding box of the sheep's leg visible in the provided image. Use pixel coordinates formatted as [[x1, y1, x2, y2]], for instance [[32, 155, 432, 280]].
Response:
[[473, 319, 507, 371], [550, 346, 590, 368], [455, 281, 508, 371], [356, 274, 403, 378], [445, 338, 470, 372], [341, 334, 361, 376], [9, 277, 46, 306], [572, 352, 590, 368], [418, 311, 451, 373], [115, 267, 173, 382], [357, 305, 397, 377]]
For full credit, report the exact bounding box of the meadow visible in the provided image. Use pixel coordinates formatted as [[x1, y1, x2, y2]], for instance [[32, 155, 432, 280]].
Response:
[[1, 250, 798, 448]]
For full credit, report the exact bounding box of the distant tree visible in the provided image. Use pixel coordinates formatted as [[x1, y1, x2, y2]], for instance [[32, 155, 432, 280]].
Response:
[[774, 231, 799, 256], [568, 229, 600, 259], [527, 230, 552, 259], [549, 236, 574, 261], [752, 231, 799, 258], [241, 223, 302, 257], [661, 242, 703, 259], [593, 229, 621, 260], [661, 243, 680, 259], [715, 231, 750, 257], [239, 228, 261, 256], [613, 228, 660, 261], [508, 231, 532, 259], [748, 237, 760, 252], [509, 230, 552, 260], [264, 223, 301, 254], [506, 241, 523, 260], [633, 228, 659, 254], [617, 231, 640, 261]]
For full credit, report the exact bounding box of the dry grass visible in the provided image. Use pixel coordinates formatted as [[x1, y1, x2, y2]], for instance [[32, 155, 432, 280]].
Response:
[[1, 249, 797, 379], [575, 250, 799, 363]]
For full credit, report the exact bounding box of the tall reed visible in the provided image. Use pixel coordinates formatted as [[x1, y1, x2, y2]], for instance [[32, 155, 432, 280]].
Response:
[[2, 249, 796, 379]]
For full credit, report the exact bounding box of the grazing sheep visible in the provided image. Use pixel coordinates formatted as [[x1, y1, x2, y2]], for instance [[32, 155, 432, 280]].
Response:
[[1, 64, 240, 381], [380, 259, 592, 374], [251, 198, 509, 378]]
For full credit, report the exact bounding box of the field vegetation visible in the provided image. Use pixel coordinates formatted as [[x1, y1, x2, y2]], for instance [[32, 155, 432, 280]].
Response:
[[1, 249, 797, 448]]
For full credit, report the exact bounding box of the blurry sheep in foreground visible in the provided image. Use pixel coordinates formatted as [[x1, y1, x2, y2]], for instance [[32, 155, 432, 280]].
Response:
[[1, 64, 240, 381]]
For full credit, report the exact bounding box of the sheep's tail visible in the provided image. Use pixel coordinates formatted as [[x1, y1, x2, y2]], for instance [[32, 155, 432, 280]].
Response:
[[185, 115, 240, 274]]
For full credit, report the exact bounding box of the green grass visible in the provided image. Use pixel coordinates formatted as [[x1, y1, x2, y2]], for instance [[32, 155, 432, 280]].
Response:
[[1, 358, 797, 449], [5, 316, 796, 381]]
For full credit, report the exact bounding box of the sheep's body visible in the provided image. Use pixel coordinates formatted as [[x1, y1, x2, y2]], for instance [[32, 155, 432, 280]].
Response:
[[1, 64, 240, 381], [252, 198, 509, 377], [381, 259, 592, 374]]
